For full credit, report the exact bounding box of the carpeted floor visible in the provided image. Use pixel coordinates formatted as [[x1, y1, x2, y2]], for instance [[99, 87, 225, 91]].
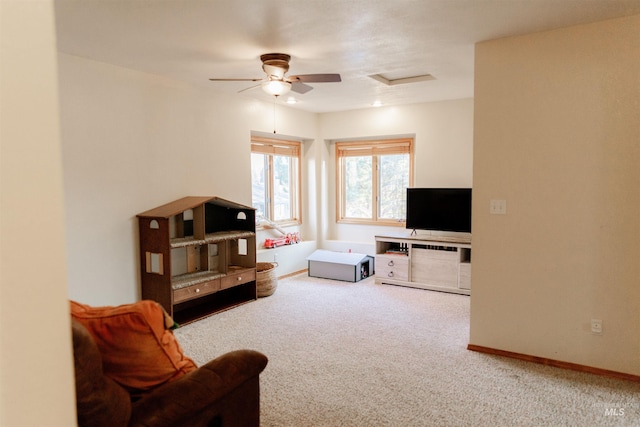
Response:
[[174, 273, 640, 426]]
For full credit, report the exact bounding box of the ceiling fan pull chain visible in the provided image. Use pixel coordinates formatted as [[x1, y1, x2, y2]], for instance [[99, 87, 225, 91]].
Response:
[[273, 95, 278, 134]]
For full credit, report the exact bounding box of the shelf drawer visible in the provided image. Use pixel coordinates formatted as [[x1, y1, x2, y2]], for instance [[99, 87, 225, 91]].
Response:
[[375, 254, 409, 281], [221, 269, 256, 290], [173, 279, 220, 304]]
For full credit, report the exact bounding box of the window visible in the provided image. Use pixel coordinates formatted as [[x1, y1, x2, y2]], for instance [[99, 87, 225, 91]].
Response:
[[336, 138, 413, 225], [251, 136, 301, 226]]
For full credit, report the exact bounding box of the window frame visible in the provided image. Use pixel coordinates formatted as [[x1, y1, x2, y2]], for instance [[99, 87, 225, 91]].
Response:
[[251, 136, 302, 228], [335, 138, 414, 226]]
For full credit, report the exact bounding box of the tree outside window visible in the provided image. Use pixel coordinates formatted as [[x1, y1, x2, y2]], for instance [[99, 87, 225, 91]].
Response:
[[251, 137, 301, 226], [336, 138, 413, 225]]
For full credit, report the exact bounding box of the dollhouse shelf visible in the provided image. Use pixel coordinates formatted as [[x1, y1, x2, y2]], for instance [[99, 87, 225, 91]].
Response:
[[137, 196, 257, 324]]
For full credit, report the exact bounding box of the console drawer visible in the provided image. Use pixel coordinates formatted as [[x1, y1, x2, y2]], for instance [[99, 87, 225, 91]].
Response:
[[376, 254, 409, 281]]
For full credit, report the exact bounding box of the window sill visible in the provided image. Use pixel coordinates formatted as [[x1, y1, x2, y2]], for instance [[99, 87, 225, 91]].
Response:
[[337, 218, 406, 227]]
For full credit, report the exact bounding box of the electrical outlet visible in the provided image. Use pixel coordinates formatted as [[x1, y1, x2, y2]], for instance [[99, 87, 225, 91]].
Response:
[[591, 319, 602, 335]]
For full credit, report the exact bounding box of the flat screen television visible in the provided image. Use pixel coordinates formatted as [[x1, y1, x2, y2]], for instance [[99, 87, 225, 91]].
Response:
[[406, 188, 472, 233]]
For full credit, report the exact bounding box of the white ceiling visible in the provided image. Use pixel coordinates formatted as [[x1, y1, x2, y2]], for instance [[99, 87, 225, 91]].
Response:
[[54, 0, 640, 113]]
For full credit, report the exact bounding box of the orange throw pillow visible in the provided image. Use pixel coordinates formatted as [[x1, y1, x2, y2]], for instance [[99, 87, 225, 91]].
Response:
[[70, 300, 197, 395]]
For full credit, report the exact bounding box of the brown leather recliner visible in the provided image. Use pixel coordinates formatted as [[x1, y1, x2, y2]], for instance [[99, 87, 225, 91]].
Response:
[[72, 318, 268, 427]]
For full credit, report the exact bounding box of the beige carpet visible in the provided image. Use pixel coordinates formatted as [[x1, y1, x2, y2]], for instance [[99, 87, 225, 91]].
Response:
[[174, 273, 640, 426]]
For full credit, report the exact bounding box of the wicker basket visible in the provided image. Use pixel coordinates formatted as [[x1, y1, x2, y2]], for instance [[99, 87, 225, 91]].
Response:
[[256, 262, 278, 297]]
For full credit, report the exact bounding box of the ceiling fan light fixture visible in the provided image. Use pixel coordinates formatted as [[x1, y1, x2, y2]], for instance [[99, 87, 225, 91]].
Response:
[[210, 53, 341, 97], [262, 80, 292, 96]]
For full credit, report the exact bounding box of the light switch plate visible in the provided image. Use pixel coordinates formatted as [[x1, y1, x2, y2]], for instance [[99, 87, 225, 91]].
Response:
[[490, 199, 507, 214]]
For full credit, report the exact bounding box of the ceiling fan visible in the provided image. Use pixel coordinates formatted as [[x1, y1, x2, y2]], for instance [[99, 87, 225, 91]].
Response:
[[209, 53, 341, 96]]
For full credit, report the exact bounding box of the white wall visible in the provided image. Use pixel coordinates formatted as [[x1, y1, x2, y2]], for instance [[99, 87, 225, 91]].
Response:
[[58, 53, 319, 304], [471, 15, 640, 375], [0, 1, 76, 425], [319, 99, 474, 252]]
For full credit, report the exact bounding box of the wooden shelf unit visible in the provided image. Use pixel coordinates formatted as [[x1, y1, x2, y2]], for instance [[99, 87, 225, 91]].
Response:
[[375, 233, 471, 295], [137, 196, 257, 324]]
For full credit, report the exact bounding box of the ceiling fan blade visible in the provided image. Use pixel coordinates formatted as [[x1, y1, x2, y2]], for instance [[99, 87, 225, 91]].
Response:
[[291, 81, 314, 94], [289, 74, 341, 83], [209, 78, 263, 82], [238, 83, 263, 93], [263, 64, 286, 80]]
